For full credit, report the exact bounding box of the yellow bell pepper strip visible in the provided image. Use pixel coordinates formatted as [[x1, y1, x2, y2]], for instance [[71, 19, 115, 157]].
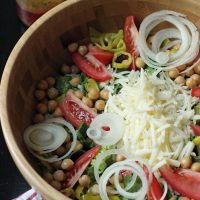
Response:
[[60, 187, 75, 198], [112, 51, 132, 68], [75, 185, 85, 200], [193, 136, 200, 147], [90, 28, 125, 52]]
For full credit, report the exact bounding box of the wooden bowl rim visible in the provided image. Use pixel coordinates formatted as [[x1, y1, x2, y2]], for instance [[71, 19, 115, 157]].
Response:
[[0, 0, 82, 199]]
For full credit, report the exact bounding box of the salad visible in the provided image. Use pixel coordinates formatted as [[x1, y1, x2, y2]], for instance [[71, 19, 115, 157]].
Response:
[[24, 10, 200, 200]]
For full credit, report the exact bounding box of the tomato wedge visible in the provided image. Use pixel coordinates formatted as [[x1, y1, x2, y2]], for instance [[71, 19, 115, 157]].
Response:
[[72, 52, 112, 82], [124, 16, 139, 70], [143, 165, 164, 200], [89, 46, 113, 65], [190, 124, 200, 136], [159, 164, 200, 200], [147, 175, 164, 200], [65, 145, 101, 188], [60, 91, 97, 128], [192, 87, 200, 99]]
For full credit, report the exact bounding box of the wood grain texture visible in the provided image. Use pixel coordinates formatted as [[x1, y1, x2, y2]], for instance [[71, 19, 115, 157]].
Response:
[[1, 0, 200, 199]]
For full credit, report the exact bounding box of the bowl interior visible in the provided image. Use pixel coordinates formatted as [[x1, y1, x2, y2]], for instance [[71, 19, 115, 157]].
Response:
[[1, 0, 200, 199]]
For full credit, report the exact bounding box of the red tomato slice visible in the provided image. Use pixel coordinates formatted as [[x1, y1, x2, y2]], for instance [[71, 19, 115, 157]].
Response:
[[89, 46, 113, 65], [191, 87, 200, 99], [124, 16, 139, 70], [59, 91, 97, 128], [144, 165, 164, 200], [190, 124, 200, 136], [159, 164, 200, 200], [72, 52, 112, 82], [65, 145, 101, 188]]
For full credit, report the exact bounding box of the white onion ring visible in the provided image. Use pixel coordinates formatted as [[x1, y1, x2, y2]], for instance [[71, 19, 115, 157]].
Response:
[[24, 117, 77, 163], [24, 124, 66, 153], [138, 10, 199, 70], [98, 159, 149, 200], [87, 113, 124, 146], [94, 149, 130, 183], [44, 117, 77, 162], [159, 179, 168, 200], [152, 28, 181, 53]]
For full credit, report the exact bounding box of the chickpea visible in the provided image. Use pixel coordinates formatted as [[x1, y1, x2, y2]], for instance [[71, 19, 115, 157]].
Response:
[[169, 197, 176, 200], [78, 175, 91, 187], [78, 45, 88, 56], [186, 69, 194, 77], [100, 89, 109, 100], [46, 77, 56, 87], [92, 108, 97, 113], [33, 113, 44, 123], [37, 80, 48, 90], [36, 103, 48, 114], [174, 76, 186, 85], [68, 89, 74, 94], [109, 174, 122, 185], [53, 170, 66, 182], [180, 156, 192, 169], [68, 42, 78, 53], [43, 172, 53, 183], [191, 162, 200, 172], [82, 97, 93, 107], [71, 65, 80, 73], [50, 180, 61, 190], [194, 64, 200, 74], [95, 100, 105, 111], [176, 64, 187, 72], [191, 74, 200, 83], [186, 78, 197, 89], [61, 159, 74, 170], [56, 146, 67, 156], [61, 64, 71, 74], [135, 57, 145, 69], [88, 89, 100, 100], [47, 87, 59, 99], [168, 69, 179, 79], [74, 90, 84, 99], [69, 76, 80, 87], [116, 154, 126, 162], [35, 90, 46, 101], [48, 100, 58, 112], [52, 160, 62, 169], [53, 107, 63, 117], [91, 184, 100, 195], [74, 140, 83, 152]]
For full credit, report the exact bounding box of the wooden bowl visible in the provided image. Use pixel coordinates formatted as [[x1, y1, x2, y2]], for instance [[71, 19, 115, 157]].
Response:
[[1, 0, 200, 199]]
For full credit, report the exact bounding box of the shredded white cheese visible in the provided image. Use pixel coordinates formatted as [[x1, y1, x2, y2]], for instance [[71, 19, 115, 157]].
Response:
[[104, 69, 199, 169]]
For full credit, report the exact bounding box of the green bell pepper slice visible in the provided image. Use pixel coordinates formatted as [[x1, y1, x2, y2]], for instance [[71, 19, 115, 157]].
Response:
[[112, 51, 132, 68], [90, 28, 125, 52], [84, 78, 99, 92]]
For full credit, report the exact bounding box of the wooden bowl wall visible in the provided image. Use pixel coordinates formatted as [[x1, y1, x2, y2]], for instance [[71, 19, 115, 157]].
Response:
[[1, 0, 200, 199]]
